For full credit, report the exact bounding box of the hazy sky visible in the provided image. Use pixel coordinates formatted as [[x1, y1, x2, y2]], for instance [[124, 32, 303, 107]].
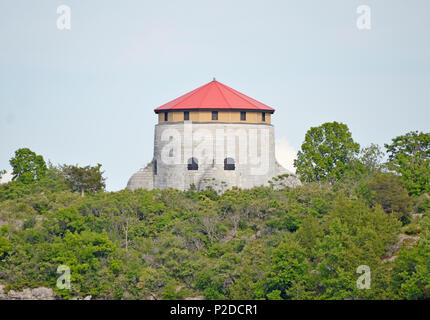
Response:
[[1, 0, 429, 190]]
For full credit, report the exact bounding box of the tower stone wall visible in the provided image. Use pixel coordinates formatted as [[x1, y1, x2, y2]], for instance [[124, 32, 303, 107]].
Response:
[[153, 122, 278, 191]]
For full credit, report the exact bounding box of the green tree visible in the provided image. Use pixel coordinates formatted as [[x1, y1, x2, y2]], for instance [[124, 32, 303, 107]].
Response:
[[359, 143, 385, 175], [294, 122, 360, 184], [385, 131, 430, 196], [295, 215, 324, 253], [265, 240, 313, 299], [0, 226, 11, 260], [365, 173, 412, 224], [391, 230, 430, 299], [50, 230, 116, 297], [9, 148, 47, 184], [61, 164, 106, 197], [314, 198, 401, 299], [230, 241, 268, 299]]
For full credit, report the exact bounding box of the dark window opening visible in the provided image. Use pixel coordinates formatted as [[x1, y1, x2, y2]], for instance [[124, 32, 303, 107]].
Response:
[[164, 112, 168, 121], [224, 157, 235, 170], [262, 112, 266, 122], [212, 111, 218, 120], [240, 112, 246, 121], [187, 157, 199, 170], [184, 111, 189, 121], [153, 160, 157, 175]]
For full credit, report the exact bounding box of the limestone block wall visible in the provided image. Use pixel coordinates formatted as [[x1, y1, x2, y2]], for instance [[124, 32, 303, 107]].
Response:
[[126, 162, 154, 191], [153, 122, 282, 191]]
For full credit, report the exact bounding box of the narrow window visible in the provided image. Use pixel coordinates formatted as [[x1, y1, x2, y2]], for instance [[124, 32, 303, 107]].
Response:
[[262, 112, 266, 122], [240, 112, 246, 121], [164, 112, 168, 121], [212, 111, 218, 120], [187, 157, 198, 170], [184, 111, 189, 121], [224, 157, 235, 170], [153, 160, 157, 175]]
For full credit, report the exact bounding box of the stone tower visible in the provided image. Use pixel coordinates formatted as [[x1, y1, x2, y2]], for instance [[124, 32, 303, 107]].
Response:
[[127, 80, 299, 192]]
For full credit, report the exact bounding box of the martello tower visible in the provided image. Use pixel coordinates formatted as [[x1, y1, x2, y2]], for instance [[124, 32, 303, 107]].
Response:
[[127, 80, 296, 191]]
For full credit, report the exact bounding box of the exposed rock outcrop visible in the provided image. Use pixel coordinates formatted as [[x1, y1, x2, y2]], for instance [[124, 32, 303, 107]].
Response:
[[382, 234, 421, 263], [0, 285, 56, 300]]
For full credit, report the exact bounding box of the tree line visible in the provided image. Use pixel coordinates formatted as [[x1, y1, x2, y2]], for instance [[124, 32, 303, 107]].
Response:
[[0, 122, 428, 300]]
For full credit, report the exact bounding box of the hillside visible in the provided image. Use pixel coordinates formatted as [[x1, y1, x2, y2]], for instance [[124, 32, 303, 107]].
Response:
[[1, 127, 429, 300], [0, 169, 429, 300]]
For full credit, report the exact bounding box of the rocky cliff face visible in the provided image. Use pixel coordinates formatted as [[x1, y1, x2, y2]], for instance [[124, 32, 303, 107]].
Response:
[[0, 285, 56, 300], [0, 285, 94, 300]]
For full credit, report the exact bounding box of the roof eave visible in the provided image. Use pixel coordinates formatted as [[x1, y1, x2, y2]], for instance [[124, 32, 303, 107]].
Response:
[[154, 108, 275, 114]]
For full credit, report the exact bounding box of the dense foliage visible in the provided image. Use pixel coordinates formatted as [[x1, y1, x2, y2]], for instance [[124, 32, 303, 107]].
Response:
[[9, 148, 47, 184], [385, 131, 430, 196], [61, 164, 106, 197], [294, 122, 360, 184], [0, 127, 429, 300]]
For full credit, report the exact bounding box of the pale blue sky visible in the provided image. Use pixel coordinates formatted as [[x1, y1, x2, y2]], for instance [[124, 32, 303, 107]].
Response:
[[1, 0, 429, 190]]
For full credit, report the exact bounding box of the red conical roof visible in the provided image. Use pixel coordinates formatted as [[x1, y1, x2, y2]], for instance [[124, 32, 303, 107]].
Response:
[[154, 80, 275, 113]]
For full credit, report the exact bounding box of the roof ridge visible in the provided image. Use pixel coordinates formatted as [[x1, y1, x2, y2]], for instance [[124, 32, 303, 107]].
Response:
[[199, 82, 213, 106], [213, 81, 231, 107]]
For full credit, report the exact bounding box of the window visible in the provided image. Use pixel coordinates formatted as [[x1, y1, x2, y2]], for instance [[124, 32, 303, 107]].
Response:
[[187, 157, 198, 170], [224, 157, 235, 170], [240, 112, 246, 121], [212, 111, 218, 120], [262, 112, 266, 122], [164, 112, 168, 121], [184, 111, 189, 121], [153, 160, 157, 175]]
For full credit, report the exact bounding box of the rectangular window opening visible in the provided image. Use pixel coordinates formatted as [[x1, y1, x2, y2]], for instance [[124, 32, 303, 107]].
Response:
[[240, 112, 246, 121], [262, 112, 266, 122], [184, 111, 189, 121], [164, 112, 168, 121], [212, 111, 218, 120]]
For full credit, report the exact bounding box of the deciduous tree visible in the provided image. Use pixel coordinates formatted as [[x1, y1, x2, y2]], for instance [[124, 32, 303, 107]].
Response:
[[61, 164, 105, 197], [294, 122, 360, 184], [9, 148, 47, 183], [385, 131, 430, 196], [366, 173, 412, 224]]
